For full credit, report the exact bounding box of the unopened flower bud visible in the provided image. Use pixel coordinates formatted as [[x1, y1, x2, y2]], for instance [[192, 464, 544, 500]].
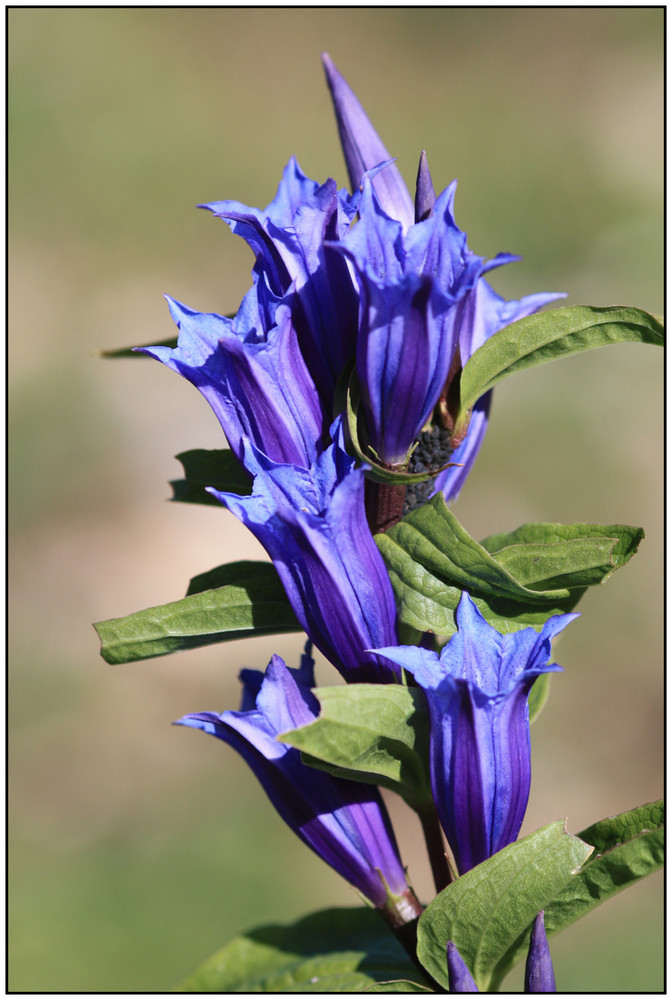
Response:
[[524, 911, 557, 992], [447, 941, 479, 992]]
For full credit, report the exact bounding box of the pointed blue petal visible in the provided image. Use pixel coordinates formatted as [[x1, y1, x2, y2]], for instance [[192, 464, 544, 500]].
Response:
[[525, 912, 557, 992], [414, 151, 436, 223], [322, 53, 414, 229], [447, 942, 479, 992]]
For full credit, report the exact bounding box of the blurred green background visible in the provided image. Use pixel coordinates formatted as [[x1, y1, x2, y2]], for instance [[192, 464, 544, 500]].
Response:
[[9, 8, 663, 992]]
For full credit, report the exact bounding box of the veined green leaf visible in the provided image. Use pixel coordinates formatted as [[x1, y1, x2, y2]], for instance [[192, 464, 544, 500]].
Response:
[[456, 304, 663, 430], [94, 561, 300, 664], [377, 498, 643, 637], [480, 521, 644, 590], [416, 820, 592, 992], [279, 684, 432, 813], [489, 801, 664, 989], [176, 906, 426, 992]]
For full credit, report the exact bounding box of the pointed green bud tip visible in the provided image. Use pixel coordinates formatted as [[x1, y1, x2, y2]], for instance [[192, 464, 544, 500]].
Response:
[[524, 911, 557, 993], [447, 941, 479, 992], [415, 150, 436, 222]]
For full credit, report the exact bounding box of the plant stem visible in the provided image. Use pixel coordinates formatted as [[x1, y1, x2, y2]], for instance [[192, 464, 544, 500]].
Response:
[[420, 806, 452, 894], [379, 891, 445, 992], [364, 478, 407, 534]]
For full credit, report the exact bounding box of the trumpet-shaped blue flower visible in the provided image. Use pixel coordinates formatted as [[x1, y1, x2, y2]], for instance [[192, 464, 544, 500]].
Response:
[[176, 648, 416, 914], [333, 176, 523, 466], [202, 157, 361, 407], [212, 438, 400, 683], [139, 286, 327, 469], [432, 280, 565, 502], [323, 54, 564, 490], [374, 593, 578, 873]]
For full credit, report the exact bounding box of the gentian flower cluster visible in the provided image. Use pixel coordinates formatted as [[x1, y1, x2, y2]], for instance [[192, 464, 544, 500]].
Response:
[[140, 56, 573, 984]]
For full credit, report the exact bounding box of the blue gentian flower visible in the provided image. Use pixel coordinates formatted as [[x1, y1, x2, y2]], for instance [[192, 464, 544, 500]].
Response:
[[176, 647, 420, 919], [211, 438, 400, 683], [138, 285, 327, 469], [144, 56, 562, 511], [322, 54, 564, 494], [333, 176, 523, 467], [525, 912, 557, 992], [374, 592, 578, 873], [201, 157, 361, 407]]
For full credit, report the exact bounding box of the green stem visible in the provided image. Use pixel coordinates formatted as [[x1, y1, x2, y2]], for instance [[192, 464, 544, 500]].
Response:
[[379, 890, 444, 991], [420, 806, 452, 894]]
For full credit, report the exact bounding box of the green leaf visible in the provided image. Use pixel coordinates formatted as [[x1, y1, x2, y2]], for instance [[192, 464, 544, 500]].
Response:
[[489, 801, 664, 989], [176, 906, 427, 992], [170, 449, 253, 506], [98, 336, 179, 358], [376, 497, 643, 637], [99, 315, 236, 359], [480, 521, 644, 591], [279, 684, 432, 813], [456, 305, 664, 430], [527, 672, 552, 724], [362, 981, 434, 993], [94, 561, 300, 664], [416, 820, 593, 992], [578, 799, 663, 852]]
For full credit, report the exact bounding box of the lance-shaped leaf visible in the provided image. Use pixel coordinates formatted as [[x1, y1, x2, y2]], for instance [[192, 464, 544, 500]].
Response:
[[177, 906, 428, 992], [489, 800, 664, 989], [94, 561, 300, 664], [279, 683, 433, 813], [479, 521, 644, 591], [415, 820, 592, 992], [169, 448, 252, 506], [455, 304, 663, 433], [98, 336, 179, 358], [376, 497, 643, 636], [363, 982, 434, 993]]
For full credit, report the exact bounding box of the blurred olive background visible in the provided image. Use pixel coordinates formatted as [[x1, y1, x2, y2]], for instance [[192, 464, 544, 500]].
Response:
[[9, 8, 663, 993]]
